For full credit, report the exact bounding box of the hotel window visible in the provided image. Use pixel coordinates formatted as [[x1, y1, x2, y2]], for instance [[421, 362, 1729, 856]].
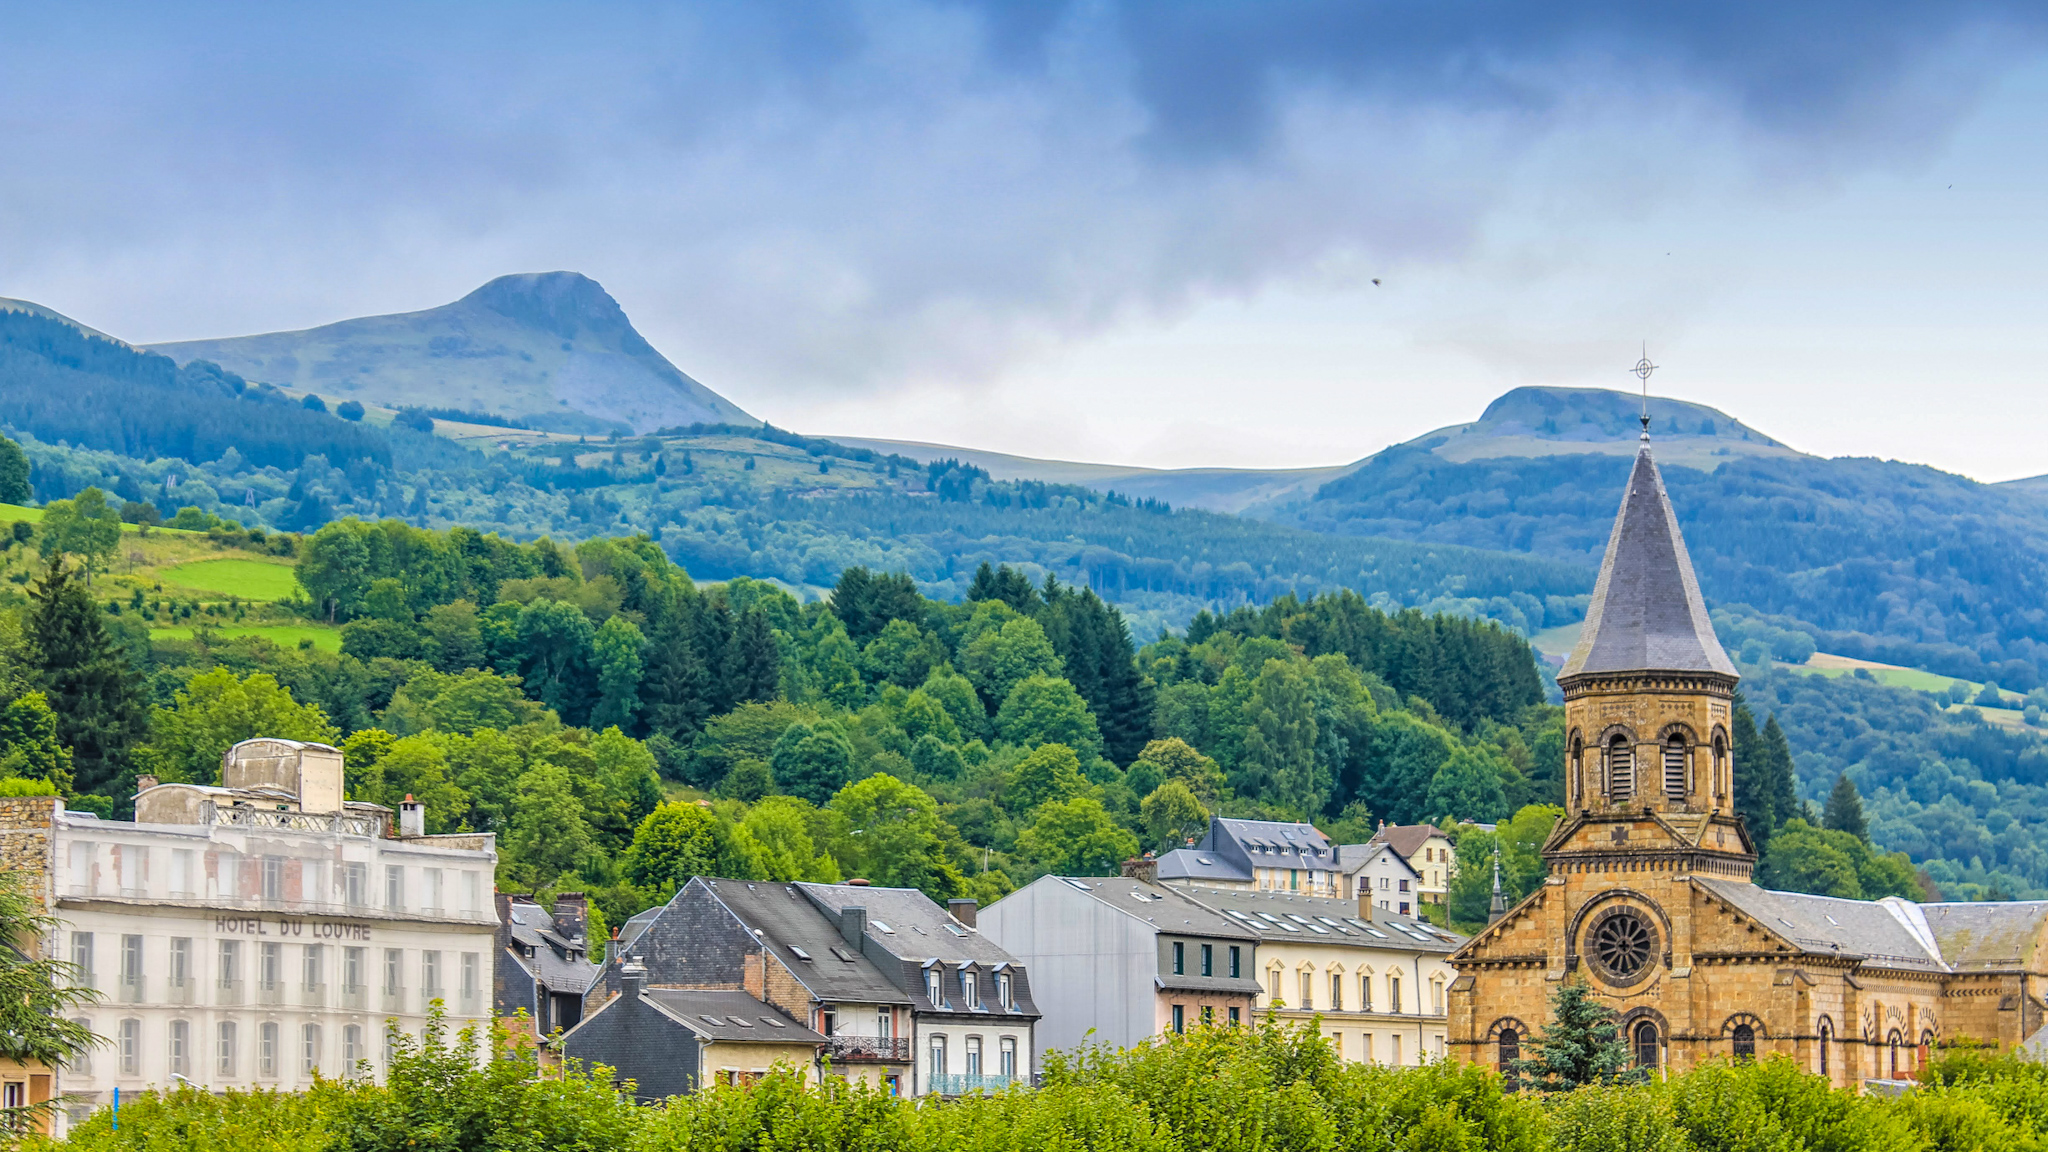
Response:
[[70, 931, 94, 986], [1229, 946, 1242, 979], [385, 865, 405, 911], [217, 1021, 238, 1078], [965, 1036, 982, 1077], [218, 940, 241, 990], [344, 947, 366, 993], [261, 855, 284, 902], [260, 1022, 279, 1078], [384, 949, 403, 995], [928, 1035, 946, 1079], [462, 871, 480, 915], [1172, 941, 1184, 975], [462, 953, 480, 1001], [302, 1023, 323, 1076], [424, 868, 444, 914], [169, 1019, 191, 1077], [343, 1024, 364, 1073], [304, 944, 326, 992], [259, 942, 283, 992], [1330, 973, 1344, 1011], [999, 1037, 1017, 1077], [69, 841, 94, 896], [1171, 1004, 1185, 1033], [218, 852, 245, 899], [171, 849, 195, 897], [117, 843, 143, 895], [1389, 975, 1402, 1014], [120, 934, 144, 999], [424, 951, 443, 999], [1299, 971, 1313, 1010], [118, 1018, 140, 1075], [345, 863, 367, 907]]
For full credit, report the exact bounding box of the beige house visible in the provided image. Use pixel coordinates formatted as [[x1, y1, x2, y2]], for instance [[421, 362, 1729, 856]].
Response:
[[1181, 887, 1464, 1065], [1362, 825, 1456, 908]]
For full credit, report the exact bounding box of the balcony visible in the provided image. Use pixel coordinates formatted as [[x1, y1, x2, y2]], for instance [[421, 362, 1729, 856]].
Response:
[[928, 1073, 1020, 1096], [825, 1035, 910, 1063]]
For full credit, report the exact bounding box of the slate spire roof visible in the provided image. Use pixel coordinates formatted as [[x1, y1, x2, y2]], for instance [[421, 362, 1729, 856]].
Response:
[[1560, 442, 1737, 679]]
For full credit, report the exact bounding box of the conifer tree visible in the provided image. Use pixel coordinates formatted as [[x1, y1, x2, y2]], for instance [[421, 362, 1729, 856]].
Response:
[[724, 609, 781, 706], [1761, 714, 1798, 835], [1730, 699, 1774, 844], [1508, 978, 1642, 1091], [1823, 773, 1869, 842], [26, 564, 147, 798]]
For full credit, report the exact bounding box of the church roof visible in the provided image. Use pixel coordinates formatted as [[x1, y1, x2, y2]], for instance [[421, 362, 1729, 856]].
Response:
[[1693, 880, 2048, 975], [1560, 444, 1737, 680]]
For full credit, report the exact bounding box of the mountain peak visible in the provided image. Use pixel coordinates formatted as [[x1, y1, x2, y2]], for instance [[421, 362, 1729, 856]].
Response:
[[458, 271, 631, 341], [1396, 385, 1802, 468]]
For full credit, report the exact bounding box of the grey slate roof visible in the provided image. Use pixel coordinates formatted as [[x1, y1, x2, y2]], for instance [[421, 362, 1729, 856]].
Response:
[[1181, 888, 1464, 955], [1921, 902, 2048, 972], [1336, 842, 1419, 881], [703, 879, 913, 1004], [642, 988, 827, 1044], [797, 882, 1020, 966], [1560, 445, 1738, 679], [1057, 876, 1261, 940], [1207, 818, 1336, 868], [1694, 880, 1950, 972], [504, 899, 600, 993], [1155, 848, 1252, 884]]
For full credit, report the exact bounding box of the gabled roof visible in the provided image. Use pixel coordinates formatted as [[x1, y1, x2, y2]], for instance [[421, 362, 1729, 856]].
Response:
[[1693, 879, 1950, 973], [1335, 841, 1419, 879], [1155, 848, 1252, 884], [1049, 876, 1259, 940], [1205, 818, 1336, 868], [795, 882, 1020, 967], [1921, 902, 2048, 972], [1371, 824, 1447, 861], [700, 879, 913, 1005], [1181, 887, 1464, 955], [640, 989, 826, 1044], [1560, 445, 1737, 679]]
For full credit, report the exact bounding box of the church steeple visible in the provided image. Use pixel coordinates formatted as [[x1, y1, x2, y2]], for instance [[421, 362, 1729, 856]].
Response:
[[1556, 431, 1744, 853], [1561, 444, 1735, 680]]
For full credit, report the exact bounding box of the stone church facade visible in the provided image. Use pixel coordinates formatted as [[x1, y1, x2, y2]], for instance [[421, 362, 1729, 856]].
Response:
[[1447, 432, 2048, 1088]]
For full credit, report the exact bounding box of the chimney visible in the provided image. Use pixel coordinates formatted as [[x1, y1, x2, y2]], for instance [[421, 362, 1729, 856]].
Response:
[[840, 905, 867, 947], [553, 892, 589, 945], [621, 956, 647, 1002], [846, 877, 871, 886], [135, 775, 159, 794], [399, 794, 425, 838], [947, 898, 978, 928], [1121, 855, 1159, 885], [1356, 887, 1375, 923]]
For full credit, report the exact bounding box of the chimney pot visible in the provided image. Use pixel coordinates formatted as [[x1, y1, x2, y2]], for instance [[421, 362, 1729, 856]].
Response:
[[947, 898, 978, 928], [135, 775, 159, 794], [846, 877, 871, 886], [1357, 888, 1375, 922], [399, 795, 426, 838], [621, 957, 647, 1001], [1120, 856, 1159, 885]]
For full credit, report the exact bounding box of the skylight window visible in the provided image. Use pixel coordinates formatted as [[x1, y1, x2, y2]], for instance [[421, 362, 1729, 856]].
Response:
[[730, 1016, 754, 1027], [872, 920, 896, 934], [828, 946, 857, 963], [789, 945, 814, 962], [761, 1017, 785, 1028], [944, 923, 969, 936], [700, 1015, 725, 1025]]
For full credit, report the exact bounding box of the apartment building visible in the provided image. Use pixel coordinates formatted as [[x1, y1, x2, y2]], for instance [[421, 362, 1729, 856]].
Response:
[[1364, 824, 1456, 907], [38, 738, 497, 1129], [1183, 887, 1463, 1065], [1153, 818, 1343, 896], [980, 875, 1260, 1058], [1337, 840, 1423, 914]]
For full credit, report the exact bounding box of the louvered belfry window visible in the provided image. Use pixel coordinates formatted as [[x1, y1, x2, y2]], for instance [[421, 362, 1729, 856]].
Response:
[[1664, 737, 1687, 799], [1609, 736, 1634, 801]]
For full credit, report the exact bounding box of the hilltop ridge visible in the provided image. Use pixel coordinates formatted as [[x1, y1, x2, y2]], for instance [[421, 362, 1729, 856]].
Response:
[[147, 272, 756, 435]]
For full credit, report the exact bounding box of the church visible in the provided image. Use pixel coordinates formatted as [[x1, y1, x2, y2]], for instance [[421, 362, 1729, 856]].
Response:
[[1446, 422, 2048, 1088]]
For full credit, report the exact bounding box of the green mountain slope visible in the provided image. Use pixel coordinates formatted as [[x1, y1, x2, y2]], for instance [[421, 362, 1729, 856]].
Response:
[[147, 272, 756, 435]]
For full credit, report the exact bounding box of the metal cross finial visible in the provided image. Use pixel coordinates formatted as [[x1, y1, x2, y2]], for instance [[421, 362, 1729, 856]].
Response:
[[1630, 343, 1658, 439]]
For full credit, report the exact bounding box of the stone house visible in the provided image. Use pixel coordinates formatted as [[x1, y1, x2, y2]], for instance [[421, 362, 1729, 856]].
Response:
[[561, 966, 824, 1100]]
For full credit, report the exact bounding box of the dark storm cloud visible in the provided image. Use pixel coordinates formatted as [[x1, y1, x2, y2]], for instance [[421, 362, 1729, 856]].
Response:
[[0, 1, 2040, 393]]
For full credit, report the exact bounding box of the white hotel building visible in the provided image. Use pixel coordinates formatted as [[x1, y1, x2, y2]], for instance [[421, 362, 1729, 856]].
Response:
[[41, 738, 496, 1128]]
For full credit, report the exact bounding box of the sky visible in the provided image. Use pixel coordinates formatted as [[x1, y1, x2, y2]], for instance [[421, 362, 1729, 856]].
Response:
[[4, 2, 2048, 480]]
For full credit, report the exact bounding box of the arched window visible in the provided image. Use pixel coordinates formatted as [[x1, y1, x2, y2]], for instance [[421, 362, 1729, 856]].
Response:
[[1569, 735, 1584, 806], [1731, 1023, 1755, 1060], [1497, 1027, 1520, 1070], [1664, 736, 1687, 799], [1609, 735, 1634, 802], [1889, 1031, 1902, 1079], [1712, 734, 1729, 800], [1633, 1020, 1660, 1069], [1819, 1022, 1832, 1077]]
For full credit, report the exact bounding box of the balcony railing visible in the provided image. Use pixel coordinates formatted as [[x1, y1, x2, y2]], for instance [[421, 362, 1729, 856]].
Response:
[[203, 803, 383, 838], [825, 1035, 910, 1062], [928, 1073, 1020, 1096]]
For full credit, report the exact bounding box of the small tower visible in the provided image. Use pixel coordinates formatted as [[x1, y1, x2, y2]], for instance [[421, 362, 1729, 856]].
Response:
[[1487, 846, 1507, 926]]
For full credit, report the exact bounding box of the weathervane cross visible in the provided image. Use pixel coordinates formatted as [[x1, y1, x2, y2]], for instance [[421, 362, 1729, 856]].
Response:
[[1630, 343, 1658, 438]]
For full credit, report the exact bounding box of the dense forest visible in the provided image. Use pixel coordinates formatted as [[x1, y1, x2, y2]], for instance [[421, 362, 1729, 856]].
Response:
[[1294, 445, 2048, 688]]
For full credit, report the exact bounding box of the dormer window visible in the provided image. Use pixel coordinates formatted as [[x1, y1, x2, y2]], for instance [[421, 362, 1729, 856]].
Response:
[[961, 969, 980, 1009], [925, 967, 942, 1005], [996, 971, 1012, 1009]]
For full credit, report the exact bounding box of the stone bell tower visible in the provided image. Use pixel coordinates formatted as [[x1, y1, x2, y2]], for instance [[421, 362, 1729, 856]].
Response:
[[1556, 439, 1749, 874]]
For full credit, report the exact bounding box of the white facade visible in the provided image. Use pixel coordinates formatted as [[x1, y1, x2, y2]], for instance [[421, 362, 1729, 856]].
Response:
[[54, 808, 496, 1118], [1342, 843, 1424, 915]]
